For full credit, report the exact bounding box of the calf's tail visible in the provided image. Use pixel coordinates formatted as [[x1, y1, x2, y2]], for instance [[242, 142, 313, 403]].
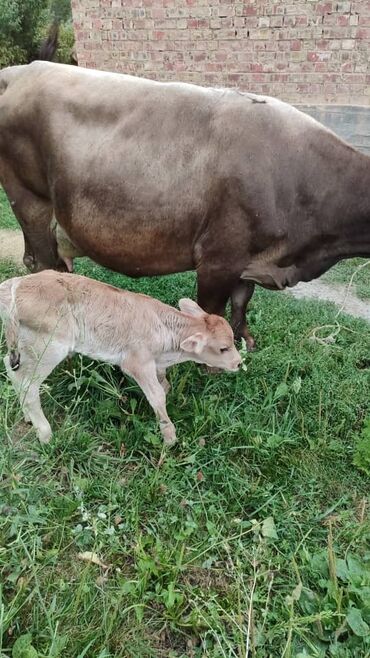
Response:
[[0, 279, 21, 370]]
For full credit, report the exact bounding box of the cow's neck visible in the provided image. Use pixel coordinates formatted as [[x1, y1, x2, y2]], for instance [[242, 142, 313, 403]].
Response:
[[297, 148, 370, 281]]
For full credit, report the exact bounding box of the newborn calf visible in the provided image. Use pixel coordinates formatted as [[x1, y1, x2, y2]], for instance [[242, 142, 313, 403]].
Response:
[[0, 271, 241, 445]]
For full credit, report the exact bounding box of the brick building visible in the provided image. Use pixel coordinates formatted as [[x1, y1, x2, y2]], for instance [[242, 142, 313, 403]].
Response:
[[72, 1, 370, 104]]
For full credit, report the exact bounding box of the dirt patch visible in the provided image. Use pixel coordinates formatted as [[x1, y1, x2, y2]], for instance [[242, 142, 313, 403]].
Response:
[[0, 228, 24, 266], [288, 280, 370, 323]]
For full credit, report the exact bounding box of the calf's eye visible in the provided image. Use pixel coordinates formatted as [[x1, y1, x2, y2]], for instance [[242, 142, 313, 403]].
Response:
[[220, 347, 229, 353]]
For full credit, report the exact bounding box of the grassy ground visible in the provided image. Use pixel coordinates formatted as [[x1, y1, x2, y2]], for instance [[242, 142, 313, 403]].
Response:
[[0, 189, 18, 230], [322, 259, 370, 301], [0, 195, 370, 657]]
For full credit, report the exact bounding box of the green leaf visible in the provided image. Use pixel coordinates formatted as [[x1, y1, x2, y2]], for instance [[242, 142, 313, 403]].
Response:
[[164, 582, 175, 608], [336, 558, 350, 582], [347, 554, 367, 580], [134, 605, 144, 623], [121, 580, 136, 595], [291, 582, 302, 601], [353, 417, 370, 475], [274, 382, 289, 400], [292, 376, 302, 394], [12, 634, 38, 658], [346, 607, 370, 637], [261, 516, 278, 539]]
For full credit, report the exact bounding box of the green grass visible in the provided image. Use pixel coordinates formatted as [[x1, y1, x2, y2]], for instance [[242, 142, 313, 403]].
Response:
[[322, 259, 370, 301], [1, 195, 370, 657], [0, 188, 19, 230]]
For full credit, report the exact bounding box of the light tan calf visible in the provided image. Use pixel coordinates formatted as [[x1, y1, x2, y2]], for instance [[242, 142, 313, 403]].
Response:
[[0, 271, 241, 445]]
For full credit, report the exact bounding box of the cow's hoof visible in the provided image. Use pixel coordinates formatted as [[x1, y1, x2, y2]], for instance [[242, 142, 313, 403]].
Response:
[[235, 335, 257, 351], [23, 254, 35, 271]]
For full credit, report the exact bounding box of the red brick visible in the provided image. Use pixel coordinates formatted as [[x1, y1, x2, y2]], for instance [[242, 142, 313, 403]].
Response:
[[356, 27, 370, 38], [73, 0, 370, 104], [290, 40, 301, 51], [316, 2, 333, 15], [337, 15, 349, 26], [307, 52, 319, 62]]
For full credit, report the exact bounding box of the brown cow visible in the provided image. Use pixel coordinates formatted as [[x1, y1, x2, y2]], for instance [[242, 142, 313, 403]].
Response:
[[1, 62, 370, 348], [0, 271, 241, 445]]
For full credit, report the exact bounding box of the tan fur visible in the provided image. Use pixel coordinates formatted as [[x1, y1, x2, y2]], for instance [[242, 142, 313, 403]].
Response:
[[0, 271, 241, 445]]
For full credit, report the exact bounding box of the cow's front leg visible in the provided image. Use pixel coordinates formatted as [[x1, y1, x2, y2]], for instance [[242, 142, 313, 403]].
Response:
[[122, 357, 177, 445], [230, 280, 256, 350], [196, 268, 233, 318], [196, 269, 237, 373]]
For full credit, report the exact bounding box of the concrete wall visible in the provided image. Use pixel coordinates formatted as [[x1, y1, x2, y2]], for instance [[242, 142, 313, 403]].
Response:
[[72, 0, 370, 104]]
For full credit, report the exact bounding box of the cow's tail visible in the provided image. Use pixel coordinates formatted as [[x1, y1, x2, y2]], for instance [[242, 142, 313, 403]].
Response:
[[0, 278, 21, 370], [0, 21, 60, 96], [38, 21, 59, 62]]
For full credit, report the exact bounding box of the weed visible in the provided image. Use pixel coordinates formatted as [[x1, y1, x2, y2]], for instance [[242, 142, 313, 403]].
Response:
[[353, 418, 370, 476]]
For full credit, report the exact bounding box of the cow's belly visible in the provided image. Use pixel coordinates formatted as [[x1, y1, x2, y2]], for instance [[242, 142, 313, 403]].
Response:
[[51, 133, 217, 276], [57, 207, 196, 276]]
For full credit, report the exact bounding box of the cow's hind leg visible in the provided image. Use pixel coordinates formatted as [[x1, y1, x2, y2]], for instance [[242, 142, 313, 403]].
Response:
[[230, 280, 256, 350], [4, 339, 68, 443], [0, 178, 63, 271]]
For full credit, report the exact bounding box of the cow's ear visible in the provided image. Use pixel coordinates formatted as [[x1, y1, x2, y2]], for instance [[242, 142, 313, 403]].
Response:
[[180, 332, 206, 354], [179, 298, 206, 317]]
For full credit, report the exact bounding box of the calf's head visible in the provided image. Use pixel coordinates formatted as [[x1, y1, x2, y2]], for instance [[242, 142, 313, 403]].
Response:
[[178, 299, 241, 371]]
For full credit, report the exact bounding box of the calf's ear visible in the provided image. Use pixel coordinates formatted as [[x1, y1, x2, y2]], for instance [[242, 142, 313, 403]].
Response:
[[180, 332, 207, 354], [179, 298, 206, 318]]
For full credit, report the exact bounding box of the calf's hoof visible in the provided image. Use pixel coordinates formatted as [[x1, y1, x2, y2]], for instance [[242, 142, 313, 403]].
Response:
[[160, 422, 177, 446], [37, 426, 52, 444]]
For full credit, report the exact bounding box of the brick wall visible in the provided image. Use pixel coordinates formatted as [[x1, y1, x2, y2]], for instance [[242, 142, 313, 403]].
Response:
[[72, 0, 370, 104]]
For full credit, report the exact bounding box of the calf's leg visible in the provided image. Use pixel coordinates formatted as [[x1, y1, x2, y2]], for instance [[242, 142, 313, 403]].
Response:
[[156, 367, 170, 394], [123, 357, 177, 445], [4, 339, 67, 443]]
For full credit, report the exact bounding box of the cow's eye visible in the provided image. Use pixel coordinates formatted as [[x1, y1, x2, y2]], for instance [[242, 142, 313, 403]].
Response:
[[220, 347, 229, 353]]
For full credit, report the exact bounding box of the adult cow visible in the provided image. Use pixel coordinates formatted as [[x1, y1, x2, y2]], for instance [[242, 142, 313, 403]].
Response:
[[0, 62, 369, 348]]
